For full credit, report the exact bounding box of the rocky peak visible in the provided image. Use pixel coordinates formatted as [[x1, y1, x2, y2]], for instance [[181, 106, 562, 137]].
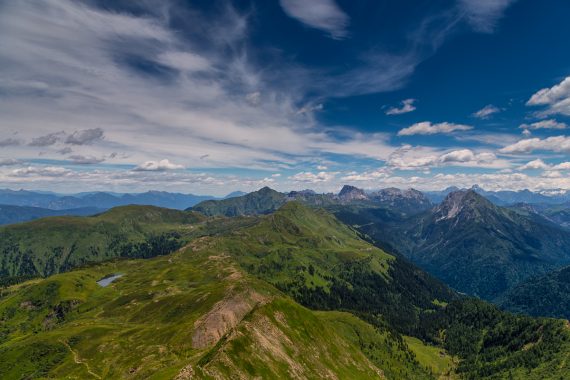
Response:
[[338, 185, 368, 201], [288, 189, 316, 197], [434, 189, 493, 222], [257, 186, 277, 195], [368, 187, 431, 209]]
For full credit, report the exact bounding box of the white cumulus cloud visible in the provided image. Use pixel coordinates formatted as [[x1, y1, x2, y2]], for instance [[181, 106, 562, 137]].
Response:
[[134, 159, 185, 172], [398, 121, 473, 136], [519, 159, 550, 170], [500, 136, 570, 154], [289, 171, 335, 183], [527, 76, 570, 116]]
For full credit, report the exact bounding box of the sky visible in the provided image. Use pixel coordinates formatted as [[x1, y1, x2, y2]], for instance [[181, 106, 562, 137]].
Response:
[[1, 0, 570, 196]]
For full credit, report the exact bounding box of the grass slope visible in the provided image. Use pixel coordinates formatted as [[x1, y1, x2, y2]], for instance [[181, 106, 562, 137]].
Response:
[[404, 336, 457, 379], [0, 239, 433, 379], [192, 201, 457, 335], [0, 205, 209, 279]]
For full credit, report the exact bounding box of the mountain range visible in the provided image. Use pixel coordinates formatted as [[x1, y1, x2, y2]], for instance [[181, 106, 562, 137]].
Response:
[[190, 185, 433, 217], [1, 202, 569, 378], [425, 185, 570, 205], [190, 186, 570, 304], [508, 202, 570, 229], [337, 189, 570, 301], [3, 186, 570, 227], [0, 189, 220, 211], [0, 205, 102, 226]]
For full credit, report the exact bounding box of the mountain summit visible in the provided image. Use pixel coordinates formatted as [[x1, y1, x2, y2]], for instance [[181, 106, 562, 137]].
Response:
[[338, 185, 368, 201], [434, 189, 495, 222], [191, 187, 286, 216]]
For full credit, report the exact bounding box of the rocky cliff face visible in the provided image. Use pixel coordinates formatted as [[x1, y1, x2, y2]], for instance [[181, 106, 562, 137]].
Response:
[[338, 185, 369, 202]]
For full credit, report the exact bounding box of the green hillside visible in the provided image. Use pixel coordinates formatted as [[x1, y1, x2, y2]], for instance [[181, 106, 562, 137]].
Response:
[[0, 232, 434, 379], [0, 205, 259, 282], [207, 202, 457, 334], [418, 298, 570, 379]]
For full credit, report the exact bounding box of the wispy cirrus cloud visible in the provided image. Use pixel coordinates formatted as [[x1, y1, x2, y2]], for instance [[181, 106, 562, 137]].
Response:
[[386, 99, 416, 115], [458, 0, 517, 33], [519, 119, 567, 131], [0, 0, 396, 172], [473, 104, 501, 119], [279, 0, 349, 39], [0, 0, 537, 194]]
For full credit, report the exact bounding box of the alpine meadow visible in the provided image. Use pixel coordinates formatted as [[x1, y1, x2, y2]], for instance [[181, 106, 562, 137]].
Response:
[[2, 1, 570, 379]]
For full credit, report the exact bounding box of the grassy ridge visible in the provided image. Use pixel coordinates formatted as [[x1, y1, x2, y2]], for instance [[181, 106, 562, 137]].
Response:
[[0, 205, 263, 281], [206, 202, 457, 334], [0, 237, 434, 379]]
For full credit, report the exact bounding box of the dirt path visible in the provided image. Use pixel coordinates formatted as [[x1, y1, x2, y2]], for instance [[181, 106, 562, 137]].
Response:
[[60, 339, 102, 379]]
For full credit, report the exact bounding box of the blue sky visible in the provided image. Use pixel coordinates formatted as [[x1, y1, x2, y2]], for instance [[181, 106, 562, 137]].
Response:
[[1, 0, 570, 196]]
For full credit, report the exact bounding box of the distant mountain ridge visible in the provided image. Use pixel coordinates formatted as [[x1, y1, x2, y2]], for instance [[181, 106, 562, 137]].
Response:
[[190, 185, 433, 217], [0, 205, 102, 226], [425, 185, 570, 205], [0, 189, 219, 211], [508, 201, 570, 229], [347, 189, 570, 300]]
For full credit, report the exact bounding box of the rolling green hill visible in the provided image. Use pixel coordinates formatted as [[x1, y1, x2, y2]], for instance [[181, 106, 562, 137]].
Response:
[[0, 205, 258, 282]]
